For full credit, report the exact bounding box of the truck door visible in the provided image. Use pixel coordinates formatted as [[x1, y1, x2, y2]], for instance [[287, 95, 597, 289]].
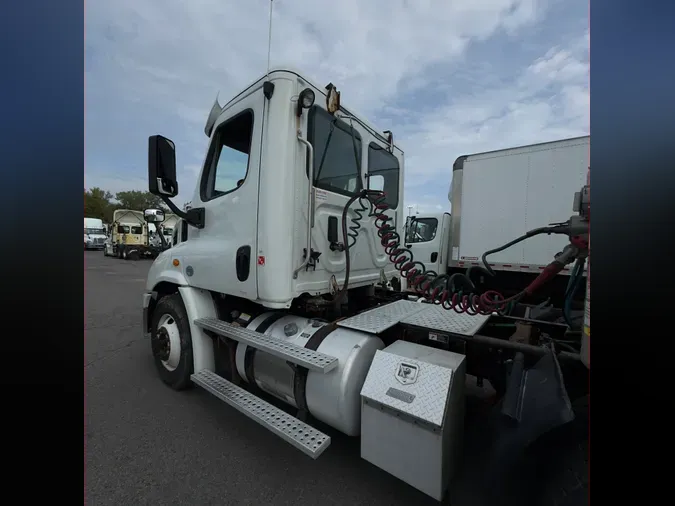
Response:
[[406, 216, 442, 275], [183, 87, 264, 300], [303, 107, 395, 290]]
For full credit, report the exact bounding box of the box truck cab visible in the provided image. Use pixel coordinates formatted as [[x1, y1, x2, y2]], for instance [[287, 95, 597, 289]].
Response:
[[404, 212, 452, 275]]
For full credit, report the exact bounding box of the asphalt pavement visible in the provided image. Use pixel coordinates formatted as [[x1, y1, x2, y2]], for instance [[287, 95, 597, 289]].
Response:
[[85, 251, 454, 506]]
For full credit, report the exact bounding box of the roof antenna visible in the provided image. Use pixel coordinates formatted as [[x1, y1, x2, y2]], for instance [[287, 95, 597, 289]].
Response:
[[263, 0, 275, 100]]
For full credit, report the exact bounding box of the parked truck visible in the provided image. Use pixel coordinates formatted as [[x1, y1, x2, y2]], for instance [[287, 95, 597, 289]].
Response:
[[406, 137, 589, 315], [141, 68, 589, 505], [104, 209, 170, 259], [160, 213, 178, 246], [84, 217, 107, 250], [104, 209, 145, 259]]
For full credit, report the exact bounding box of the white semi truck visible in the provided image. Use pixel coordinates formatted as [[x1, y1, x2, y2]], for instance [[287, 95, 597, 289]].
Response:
[[141, 68, 589, 505], [405, 137, 590, 317], [84, 217, 107, 250], [159, 213, 178, 245], [148, 214, 177, 249]]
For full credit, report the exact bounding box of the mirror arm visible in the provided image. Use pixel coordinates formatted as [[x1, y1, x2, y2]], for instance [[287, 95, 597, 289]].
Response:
[[157, 225, 168, 250], [160, 196, 205, 229]]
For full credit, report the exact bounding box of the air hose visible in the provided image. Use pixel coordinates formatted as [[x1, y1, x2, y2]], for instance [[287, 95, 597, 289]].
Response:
[[330, 115, 568, 315], [335, 189, 522, 315]]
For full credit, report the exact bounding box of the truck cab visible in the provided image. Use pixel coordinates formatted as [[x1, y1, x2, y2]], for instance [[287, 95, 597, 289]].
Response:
[[146, 68, 403, 309], [84, 217, 107, 250], [105, 209, 147, 259], [404, 212, 452, 275]]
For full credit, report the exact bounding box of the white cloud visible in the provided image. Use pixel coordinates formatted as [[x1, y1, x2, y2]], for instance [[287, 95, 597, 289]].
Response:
[[85, 0, 588, 213]]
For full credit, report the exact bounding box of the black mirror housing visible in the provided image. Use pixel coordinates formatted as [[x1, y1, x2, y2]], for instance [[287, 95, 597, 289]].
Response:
[[148, 135, 178, 197]]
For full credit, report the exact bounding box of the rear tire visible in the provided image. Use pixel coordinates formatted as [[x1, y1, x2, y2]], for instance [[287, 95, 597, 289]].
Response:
[[150, 293, 194, 390]]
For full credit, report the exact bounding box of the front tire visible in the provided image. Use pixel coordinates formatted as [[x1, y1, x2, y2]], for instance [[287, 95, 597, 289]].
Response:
[[150, 293, 194, 390]]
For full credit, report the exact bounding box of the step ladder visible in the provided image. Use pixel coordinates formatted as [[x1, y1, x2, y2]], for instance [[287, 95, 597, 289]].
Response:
[[191, 370, 331, 458], [194, 317, 338, 373], [191, 318, 337, 458]]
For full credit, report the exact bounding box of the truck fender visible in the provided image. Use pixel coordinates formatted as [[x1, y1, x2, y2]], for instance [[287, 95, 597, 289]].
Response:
[[150, 270, 189, 287], [146, 253, 190, 289], [177, 286, 217, 374]]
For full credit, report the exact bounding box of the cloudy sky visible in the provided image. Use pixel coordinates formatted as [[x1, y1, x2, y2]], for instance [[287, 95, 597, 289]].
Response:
[[85, 0, 589, 213]]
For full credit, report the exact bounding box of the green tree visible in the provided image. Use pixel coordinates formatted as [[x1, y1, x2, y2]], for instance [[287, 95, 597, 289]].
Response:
[[84, 187, 115, 222], [115, 190, 167, 211]]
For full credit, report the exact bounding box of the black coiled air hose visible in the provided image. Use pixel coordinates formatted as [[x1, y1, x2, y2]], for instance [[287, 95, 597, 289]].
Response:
[[333, 189, 520, 315]]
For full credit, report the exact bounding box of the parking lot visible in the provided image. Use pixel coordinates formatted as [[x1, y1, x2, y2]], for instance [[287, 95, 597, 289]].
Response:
[[86, 250, 470, 506]]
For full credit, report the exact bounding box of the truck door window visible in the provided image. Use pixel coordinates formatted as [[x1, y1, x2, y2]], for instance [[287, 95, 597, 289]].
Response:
[[406, 218, 438, 243], [367, 143, 400, 208], [131, 226, 143, 234], [308, 106, 362, 197], [117, 225, 130, 234], [201, 109, 254, 201]]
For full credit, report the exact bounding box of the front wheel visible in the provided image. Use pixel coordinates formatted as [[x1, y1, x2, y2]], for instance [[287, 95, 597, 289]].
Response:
[[150, 293, 194, 390]]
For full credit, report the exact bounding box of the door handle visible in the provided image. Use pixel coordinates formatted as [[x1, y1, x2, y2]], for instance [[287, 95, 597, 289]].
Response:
[[431, 252, 438, 263], [235, 246, 251, 282]]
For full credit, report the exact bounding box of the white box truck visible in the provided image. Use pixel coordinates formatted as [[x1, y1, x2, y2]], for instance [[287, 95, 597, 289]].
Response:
[[406, 136, 589, 311]]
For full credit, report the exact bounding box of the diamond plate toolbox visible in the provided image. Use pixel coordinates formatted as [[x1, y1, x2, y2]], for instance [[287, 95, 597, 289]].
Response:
[[360, 349, 453, 428]]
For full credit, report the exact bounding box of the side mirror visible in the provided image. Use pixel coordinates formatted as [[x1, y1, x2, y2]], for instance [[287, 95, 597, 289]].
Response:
[[148, 135, 178, 197], [144, 208, 165, 223]]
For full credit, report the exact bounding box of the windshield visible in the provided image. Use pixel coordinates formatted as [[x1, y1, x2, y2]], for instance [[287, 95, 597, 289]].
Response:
[[85, 228, 106, 235]]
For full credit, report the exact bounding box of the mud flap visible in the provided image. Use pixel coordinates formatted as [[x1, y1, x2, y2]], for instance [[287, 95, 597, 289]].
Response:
[[480, 347, 575, 504], [501, 348, 574, 427]]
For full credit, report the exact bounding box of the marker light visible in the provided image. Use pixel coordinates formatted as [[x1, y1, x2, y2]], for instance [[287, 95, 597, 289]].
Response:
[[296, 88, 315, 116]]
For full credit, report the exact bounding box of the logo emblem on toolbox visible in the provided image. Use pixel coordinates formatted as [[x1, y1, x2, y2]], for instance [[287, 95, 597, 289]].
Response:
[[395, 362, 419, 385]]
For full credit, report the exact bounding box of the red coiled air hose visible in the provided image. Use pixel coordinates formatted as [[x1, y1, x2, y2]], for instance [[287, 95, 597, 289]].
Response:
[[338, 189, 520, 315]]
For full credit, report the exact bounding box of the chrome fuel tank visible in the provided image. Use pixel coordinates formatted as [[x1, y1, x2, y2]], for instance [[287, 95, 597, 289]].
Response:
[[235, 312, 384, 436]]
